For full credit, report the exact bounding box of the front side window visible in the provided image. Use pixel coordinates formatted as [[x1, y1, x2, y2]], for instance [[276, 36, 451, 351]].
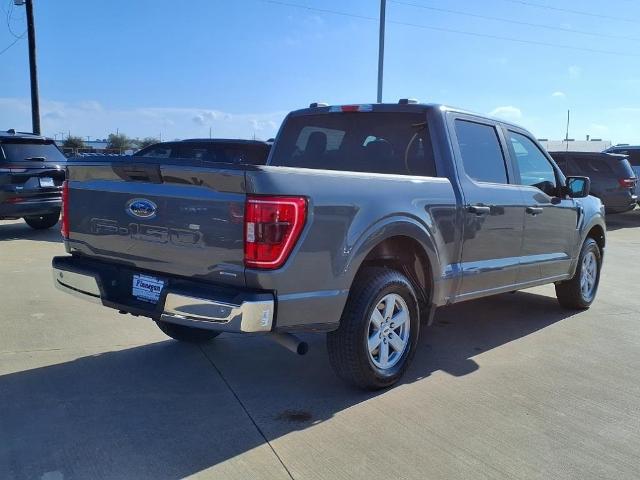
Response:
[[508, 131, 557, 195], [455, 119, 508, 184]]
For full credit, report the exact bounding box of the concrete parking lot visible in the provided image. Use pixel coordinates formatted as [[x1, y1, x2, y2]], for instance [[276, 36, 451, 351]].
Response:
[[1, 211, 639, 480]]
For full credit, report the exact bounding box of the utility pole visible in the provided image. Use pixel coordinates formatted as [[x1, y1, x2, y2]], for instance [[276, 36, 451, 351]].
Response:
[[377, 0, 386, 103], [18, 0, 41, 135], [565, 109, 570, 152]]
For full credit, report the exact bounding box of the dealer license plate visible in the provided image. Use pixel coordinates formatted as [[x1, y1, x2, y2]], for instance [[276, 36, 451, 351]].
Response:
[[132, 274, 165, 303]]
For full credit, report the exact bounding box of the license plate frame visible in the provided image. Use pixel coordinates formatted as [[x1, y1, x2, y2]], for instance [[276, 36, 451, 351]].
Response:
[[39, 177, 55, 188], [132, 274, 165, 304]]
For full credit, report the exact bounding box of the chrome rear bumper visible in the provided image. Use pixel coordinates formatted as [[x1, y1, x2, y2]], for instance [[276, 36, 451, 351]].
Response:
[[52, 266, 274, 333]]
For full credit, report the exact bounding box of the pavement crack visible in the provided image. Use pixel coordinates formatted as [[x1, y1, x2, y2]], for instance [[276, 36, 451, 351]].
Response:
[[198, 345, 295, 480]]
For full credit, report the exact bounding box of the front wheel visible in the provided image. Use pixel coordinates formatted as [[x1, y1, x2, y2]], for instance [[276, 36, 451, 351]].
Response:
[[24, 211, 60, 230], [155, 320, 221, 343], [555, 237, 601, 309], [327, 267, 420, 390]]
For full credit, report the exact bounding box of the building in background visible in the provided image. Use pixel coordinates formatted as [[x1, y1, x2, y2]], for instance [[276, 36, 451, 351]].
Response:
[[538, 137, 611, 153]]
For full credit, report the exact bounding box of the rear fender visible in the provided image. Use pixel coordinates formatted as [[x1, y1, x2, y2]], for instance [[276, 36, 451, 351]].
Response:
[[344, 216, 441, 306]]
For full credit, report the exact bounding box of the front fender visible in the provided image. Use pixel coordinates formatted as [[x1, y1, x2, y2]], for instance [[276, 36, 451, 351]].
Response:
[[568, 196, 606, 277]]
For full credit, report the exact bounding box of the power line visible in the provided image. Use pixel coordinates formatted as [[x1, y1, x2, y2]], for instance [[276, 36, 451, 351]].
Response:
[[391, 18, 640, 57], [261, 0, 376, 22], [499, 0, 637, 24], [5, 0, 25, 39], [257, 0, 640, 58], [0, 34, 23, 56], [390, 0, 640, 43]]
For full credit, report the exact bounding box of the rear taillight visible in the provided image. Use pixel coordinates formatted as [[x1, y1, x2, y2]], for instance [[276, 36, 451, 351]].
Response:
[[618, 178, 636, 189], [61, 180, 69, 238], [244, 195, 307, 269]]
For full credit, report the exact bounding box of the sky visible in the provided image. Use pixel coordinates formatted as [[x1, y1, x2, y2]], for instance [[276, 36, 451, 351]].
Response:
[[1, 0, 639, 143]]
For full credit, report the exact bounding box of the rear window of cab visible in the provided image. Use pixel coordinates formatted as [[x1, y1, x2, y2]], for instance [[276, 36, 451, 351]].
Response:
[[270, 112, 438, 177]]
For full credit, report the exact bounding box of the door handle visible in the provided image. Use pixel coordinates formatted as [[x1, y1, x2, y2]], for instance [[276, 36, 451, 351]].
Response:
[[468, 205, 491, 215], [526, 206, 544, 215]]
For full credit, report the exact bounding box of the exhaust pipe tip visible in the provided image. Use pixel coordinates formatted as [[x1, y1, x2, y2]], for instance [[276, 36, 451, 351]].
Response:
[[296, 341, 309, 356], [271, 332, 309, 356]]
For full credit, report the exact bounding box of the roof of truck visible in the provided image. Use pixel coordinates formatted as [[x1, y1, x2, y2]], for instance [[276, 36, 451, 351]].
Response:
[[291, 102, 525, 129], [550, 151, 628, 160]]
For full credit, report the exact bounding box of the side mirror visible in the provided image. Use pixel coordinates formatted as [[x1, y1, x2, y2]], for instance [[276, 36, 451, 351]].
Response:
[[565, 176, 590, 198]]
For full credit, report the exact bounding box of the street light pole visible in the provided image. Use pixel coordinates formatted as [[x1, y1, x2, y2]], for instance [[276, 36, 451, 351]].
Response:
[[377, 0, 386, 103], [24, 0, 41, 135]]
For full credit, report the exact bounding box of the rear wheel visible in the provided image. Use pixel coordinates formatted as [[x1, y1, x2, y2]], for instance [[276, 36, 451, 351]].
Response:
[[327, 267, 420, 390], [24, 211, 60, 230], [555, 238, 601, 309], [155, 320, 221, 343]]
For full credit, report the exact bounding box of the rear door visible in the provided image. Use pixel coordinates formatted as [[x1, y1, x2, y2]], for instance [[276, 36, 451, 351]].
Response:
[[448, 115, 525, 299], [505, 129, 578, 281]]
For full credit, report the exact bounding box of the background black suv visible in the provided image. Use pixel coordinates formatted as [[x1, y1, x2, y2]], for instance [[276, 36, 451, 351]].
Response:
[[550, 151, 637, 214], [133, 138, 271, 165], [0, 130, 66, 229], [604, 145, 640, 203]]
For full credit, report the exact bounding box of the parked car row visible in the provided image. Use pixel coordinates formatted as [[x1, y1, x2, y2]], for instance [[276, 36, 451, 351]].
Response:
[[3, 121, 638, 238], [1, 131, 273, 230], [549, 151, 637, 214]]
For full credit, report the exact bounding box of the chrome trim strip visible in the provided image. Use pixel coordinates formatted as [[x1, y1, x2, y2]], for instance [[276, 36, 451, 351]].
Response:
[[162, 293, 274, 333], [52, 267, 102, 304], [52, 266, 275, 333]]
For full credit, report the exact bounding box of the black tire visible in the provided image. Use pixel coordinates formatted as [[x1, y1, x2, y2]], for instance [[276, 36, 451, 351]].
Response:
[[155, 320, 221, 343], [24, 211, 60, 230], [327, 267, 420, 390], [555, 237, 601, 310]]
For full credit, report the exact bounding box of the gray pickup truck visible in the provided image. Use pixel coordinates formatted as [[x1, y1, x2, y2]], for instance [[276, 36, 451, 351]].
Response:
[[52, 101, 606, 389]]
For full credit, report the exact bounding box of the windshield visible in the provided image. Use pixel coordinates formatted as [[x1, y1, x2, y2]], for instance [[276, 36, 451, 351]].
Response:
[[270, 112, 437, 176], [1, 141, 66, 163]]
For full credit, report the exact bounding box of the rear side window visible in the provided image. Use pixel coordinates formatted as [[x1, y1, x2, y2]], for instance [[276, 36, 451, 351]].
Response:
[[582, 157, 614, 175], [270, 112, 437, 177], [454, 120, 508, 184]]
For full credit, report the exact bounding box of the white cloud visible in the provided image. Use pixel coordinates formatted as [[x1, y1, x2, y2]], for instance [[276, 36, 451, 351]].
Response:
[[551, 91, 566, 98], [488, 106, 522, 121], [568, 65, 582, 79], [0, 98, 286, 141]]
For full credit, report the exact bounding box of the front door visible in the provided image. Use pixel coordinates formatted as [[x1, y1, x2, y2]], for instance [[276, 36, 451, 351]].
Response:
[[505, 130, 578, 281], [450, 116, 525, 300]]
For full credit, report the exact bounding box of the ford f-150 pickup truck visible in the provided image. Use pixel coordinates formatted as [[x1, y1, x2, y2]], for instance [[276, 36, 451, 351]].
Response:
[[52, 101, 606, 389]]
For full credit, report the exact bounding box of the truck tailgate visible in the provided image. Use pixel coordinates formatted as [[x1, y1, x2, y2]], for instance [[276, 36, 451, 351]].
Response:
[[66, 161, 247, 287]]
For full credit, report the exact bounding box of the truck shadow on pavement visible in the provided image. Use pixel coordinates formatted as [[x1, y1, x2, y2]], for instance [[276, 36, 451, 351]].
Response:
[[0, 220, 62, 243], [0, 291, 577, 479]]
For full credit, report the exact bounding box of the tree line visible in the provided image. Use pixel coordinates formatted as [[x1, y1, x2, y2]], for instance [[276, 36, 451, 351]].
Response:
[[62, 133, 160, 151]]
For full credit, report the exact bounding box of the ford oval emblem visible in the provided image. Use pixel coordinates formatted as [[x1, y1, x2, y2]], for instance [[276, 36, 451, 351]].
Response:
[[126, 198, 157, 219]]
